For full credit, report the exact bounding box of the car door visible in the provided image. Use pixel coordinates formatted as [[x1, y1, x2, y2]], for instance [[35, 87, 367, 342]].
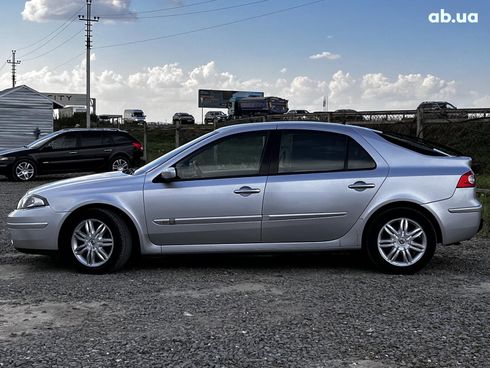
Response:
[[144, 130, 271, 245], [262, 129, 388, 243], [76, 131, 107, 171], [35, 132, 80, 173]]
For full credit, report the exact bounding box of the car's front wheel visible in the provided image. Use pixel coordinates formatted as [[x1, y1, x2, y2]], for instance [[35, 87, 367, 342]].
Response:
[[12, 159, 37, 181], [365, 208, 436, 274], [62, 208, 133, 273]]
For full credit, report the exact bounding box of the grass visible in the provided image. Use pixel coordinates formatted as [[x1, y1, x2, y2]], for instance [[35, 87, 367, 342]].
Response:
[[476, 174, 490, 190]]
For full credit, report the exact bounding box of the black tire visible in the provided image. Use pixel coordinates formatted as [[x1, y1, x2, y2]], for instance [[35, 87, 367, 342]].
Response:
[[61, 208, 133, 274], [108, 156, 130, 172], [12, 159, 37, 181], [365, 208, 436, 274]]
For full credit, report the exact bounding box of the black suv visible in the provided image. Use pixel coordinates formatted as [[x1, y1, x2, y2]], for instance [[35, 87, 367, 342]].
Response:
[[0, 128, 144, 181]]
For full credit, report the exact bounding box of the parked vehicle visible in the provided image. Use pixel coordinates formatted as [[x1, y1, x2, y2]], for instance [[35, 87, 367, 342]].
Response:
[[8, 122, 481, 274], [204, 111, 227, 124], [172, 113, 195, 125], [287, 110, 310, 114], [0, 128, 144, 181], [228, 96, 288, 118], [417, 101, 468, 120], [123, 109, 146, 123], [333, 109, 365, 122]]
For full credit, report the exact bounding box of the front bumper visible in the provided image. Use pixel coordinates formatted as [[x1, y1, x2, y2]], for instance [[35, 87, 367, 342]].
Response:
[[7, 206, 67, 252]]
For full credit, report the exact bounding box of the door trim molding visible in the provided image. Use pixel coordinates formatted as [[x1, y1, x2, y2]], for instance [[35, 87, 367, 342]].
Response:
[[153, 215, 262, 225], [265, 212, 347, 221]]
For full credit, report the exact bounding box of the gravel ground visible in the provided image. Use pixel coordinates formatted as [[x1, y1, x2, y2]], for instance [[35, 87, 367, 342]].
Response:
[[0, 176, 488, 368]]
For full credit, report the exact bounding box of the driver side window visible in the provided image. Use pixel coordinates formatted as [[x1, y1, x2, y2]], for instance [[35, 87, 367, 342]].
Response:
[[175, 131, 268, 180], [47, 134, 78, 150]]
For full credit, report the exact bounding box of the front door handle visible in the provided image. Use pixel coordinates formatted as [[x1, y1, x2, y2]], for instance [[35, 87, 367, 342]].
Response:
[[69, 151, 78, 155], [234, 186, 261, 196], [348, 181, 375, 191]]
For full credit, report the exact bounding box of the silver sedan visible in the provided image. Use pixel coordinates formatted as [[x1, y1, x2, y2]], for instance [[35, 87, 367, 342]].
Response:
[[7, 122, 482, 274]]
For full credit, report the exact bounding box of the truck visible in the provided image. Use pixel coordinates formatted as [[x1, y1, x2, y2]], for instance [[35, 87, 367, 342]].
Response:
[[227, 96, 288, 119], [124, 109, 146, 123]]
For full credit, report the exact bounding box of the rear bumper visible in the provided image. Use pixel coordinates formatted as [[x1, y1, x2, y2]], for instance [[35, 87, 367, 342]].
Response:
[[423, 189, 482, 245]]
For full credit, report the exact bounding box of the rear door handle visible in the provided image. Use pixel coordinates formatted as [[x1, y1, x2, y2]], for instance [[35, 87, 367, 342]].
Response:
[[104, 149, 112, 153], [69, 151, 78, 155], [348, 181, 375, 191], [234, 186, 261, 196]]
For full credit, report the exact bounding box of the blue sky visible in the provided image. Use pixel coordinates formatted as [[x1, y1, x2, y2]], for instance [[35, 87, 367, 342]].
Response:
[[0, 0, 488, 121]]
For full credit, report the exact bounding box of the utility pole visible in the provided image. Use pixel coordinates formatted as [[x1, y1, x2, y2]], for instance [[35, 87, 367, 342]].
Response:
[[7, 50, 21, 88], [79, 0, 99, 128]]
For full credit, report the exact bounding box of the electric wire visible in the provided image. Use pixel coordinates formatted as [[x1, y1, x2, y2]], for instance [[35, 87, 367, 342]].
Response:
[[23, 28, 84, 62], [96, 0, 325, 49], [100, 0, 219, 17], [107, 0, 271, 20]]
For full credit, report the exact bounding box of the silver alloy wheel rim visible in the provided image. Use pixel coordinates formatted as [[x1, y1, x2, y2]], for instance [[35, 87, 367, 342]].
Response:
[[377, 217, 427, 267], [15, 161, 35, 181], [112, 159, 129, 171], [71, 219, 114, 268]]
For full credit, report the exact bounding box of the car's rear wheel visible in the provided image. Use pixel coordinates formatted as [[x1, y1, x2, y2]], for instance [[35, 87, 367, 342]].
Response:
[[63, 208, 132, 273], [12, 159, 37, 181], [365, 208, 436, 274], [109, 156, 130, 171]]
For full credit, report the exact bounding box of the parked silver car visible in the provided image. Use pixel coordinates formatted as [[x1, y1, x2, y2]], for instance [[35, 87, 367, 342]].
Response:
[[7, 122, 482, 274]]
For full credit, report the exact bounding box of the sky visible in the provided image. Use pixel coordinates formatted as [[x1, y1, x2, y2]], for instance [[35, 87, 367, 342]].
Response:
[[0, 0, 489, 122]]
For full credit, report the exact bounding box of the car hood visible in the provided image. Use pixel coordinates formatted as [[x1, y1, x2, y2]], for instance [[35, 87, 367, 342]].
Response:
[[0, 147, 30, 156], [28, 171, 129, 195]]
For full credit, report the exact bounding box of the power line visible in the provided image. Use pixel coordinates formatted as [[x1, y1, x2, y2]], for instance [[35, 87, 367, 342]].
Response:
[[52, 52, 85, 72], [96, 0, 325, 50], [100, 0, 219, 17], [19, 17, 79, 59], [17, 5, 84, 51], [108, 0, 271, 20], [22, 28, 84, 62]]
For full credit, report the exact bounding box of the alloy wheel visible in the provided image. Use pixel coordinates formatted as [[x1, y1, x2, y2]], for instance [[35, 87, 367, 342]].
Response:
[[71, 219, 114, 268], [15, 161, 35, 181], [377, 217, 427, 267], [112, 158, 129, 171]]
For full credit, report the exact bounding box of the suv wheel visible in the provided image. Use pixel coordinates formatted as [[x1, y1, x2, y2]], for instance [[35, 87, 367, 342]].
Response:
[[365, 208, 436, 274], [12, 159, 37, 181], [63, 208, 132, 273], [110, 156, 130, 171]]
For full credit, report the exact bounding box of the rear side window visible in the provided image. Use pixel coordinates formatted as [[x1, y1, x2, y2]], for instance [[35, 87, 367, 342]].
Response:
[[80, 131, 103, 148], [277, 130, 376, 174], [112, 132, 133, 145], [377, 132, 458, 157]]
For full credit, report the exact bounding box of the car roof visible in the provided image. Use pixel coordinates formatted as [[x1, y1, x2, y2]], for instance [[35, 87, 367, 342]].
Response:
[[59, 128, 128, 133]]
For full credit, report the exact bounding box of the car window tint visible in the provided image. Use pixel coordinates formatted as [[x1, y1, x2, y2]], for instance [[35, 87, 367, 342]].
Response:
[[176, 132, 268, 180], [48, 134, 78, 150], [278, 131, 347, 174], [347, 138, 376, 170], [80, 132, 103, 148], [102, 132, 113, 145], [113, 133, 132, 145]]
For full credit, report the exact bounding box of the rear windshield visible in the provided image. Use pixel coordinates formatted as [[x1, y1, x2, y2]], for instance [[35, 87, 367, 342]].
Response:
[[377, 132, 462, 157]]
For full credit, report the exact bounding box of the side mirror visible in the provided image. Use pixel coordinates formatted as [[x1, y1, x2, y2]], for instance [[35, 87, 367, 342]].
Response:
[[160, 167, 177, 181]]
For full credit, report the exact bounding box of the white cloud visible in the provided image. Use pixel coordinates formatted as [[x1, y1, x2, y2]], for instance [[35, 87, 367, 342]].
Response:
[[280, 68, 287, 74], [22, 0, 136, 22], [309, 51, 341, 60], [1, 60, 481, 122]]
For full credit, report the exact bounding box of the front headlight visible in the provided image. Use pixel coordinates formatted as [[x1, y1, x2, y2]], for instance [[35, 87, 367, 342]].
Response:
[[17, 194, 49, 209]]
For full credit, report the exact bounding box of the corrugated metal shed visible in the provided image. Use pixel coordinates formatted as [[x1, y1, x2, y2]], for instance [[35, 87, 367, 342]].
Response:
[[0, 85, 63, 149]]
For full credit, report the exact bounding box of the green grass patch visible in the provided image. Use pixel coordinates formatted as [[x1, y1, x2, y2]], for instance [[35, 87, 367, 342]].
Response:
[[477, 174, 490, 190]]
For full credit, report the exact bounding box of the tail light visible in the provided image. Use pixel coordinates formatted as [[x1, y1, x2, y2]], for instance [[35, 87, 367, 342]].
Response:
[[456, 171, 476, 188], [132, 142, 143, 151]]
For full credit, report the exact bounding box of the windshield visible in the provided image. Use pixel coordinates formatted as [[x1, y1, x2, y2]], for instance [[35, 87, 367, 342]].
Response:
[[25, 131, 62, 149], [133, 111, 144, 117], [133, 130, 218, 175]]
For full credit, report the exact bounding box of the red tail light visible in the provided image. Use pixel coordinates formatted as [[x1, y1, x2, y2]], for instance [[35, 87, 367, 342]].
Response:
[[132, 142, 143, 151], [456, 171, 475, 188]]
